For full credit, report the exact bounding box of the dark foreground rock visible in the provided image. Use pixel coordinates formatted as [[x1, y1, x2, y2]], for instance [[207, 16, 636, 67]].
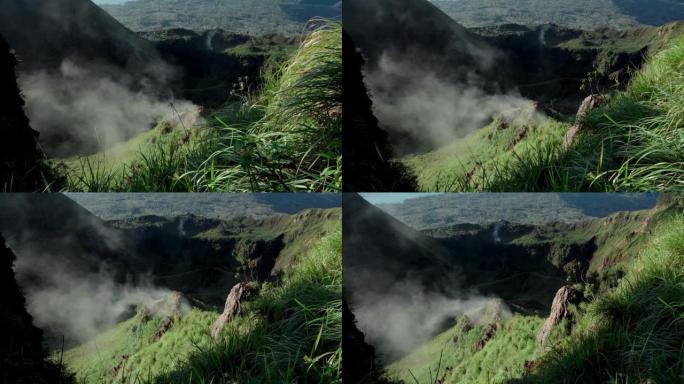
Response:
[[0, 35, 44, 191], [0, 233, 73, 383]]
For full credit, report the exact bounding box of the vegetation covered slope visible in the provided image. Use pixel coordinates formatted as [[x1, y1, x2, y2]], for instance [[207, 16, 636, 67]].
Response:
[[516, 200, 684, 383], [63, 21, 341, 192], [61, 224, 342, 384], [374, 196, 684, 383], [404, 22, 684, 192]]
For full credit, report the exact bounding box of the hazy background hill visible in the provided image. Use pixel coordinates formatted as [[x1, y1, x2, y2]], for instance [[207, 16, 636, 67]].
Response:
[[67, 193, 341, 220], [430, 0, 684, 30], [371, 193, 659, 229], [99, 0, 341, 35]]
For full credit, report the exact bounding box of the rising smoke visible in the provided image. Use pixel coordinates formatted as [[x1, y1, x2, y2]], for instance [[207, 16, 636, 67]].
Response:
[[2, 196, 184, 345], [19, 60, 201, 157], [17, 261, 178, 344], [352, 278, 508, 360], [177, 217, 187, 237], [348, 0, 544, 155], [493, 221, 503, 243], [206, 30, 219, 51], [365, 52, 536, 154], [344, 195, 512, 361]]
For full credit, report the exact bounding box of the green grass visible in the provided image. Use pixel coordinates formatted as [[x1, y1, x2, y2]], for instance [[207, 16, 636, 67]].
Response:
[[185, 20, 342, 192], [517, 211, 684, 383], [386, 315, 558, 384], [60, 224, 342, 384], [382, 200, 684, 384], [58, 20, 341, 192], [150, 225, 342, 384], [61, 309, 218, 384], [412, 32, 684, 192], [401, 112, 569, 192]]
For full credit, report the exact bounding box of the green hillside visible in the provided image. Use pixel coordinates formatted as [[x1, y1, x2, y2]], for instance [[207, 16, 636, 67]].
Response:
[[404, 22, 684, 192], [61, 224, 342, 383], [58, 21, 341, 192], [360, 196, 684, 383]]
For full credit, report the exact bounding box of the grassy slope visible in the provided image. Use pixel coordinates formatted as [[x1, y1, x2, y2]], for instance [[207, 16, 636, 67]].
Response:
[[387, 316, 549, 384], [60, 21, 341, 192], [381, 199, 684, 383], [518, 204, 684, 383], [402, 113, 567, 191], [61, 309, 217, 383], [61, 223, 342, 383], [404, 23, 684, 192]]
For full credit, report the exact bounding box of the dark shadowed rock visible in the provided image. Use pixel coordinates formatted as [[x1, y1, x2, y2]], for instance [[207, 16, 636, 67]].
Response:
[[342, 31, 417, 192], [0, 233, 73, 383], [0, 0, 160, 75], [0, 35, 45, 191], [343, 298, 389, 384]]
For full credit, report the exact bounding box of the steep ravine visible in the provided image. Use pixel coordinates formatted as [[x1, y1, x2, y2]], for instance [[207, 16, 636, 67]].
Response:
[[344, 194, 663, 382]]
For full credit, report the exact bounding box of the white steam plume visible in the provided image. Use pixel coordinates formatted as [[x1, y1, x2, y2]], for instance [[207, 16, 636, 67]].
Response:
[[206, 30, 218, 51], [351, 278, 511, 361], [7, 205, 185, 345], [177, 217, 187, 237], [493, 222, 502, 243], [19, 60, 202, 157], [365, 53, 535, 154], [20, 263, 177, 344]]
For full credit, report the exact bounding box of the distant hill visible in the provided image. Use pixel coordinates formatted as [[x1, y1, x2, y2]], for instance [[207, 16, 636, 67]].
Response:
[[430, 0, 684, 30], [100, 0, 342, 35], [66, 193, 341, 220], [375, 193, 659, 229]]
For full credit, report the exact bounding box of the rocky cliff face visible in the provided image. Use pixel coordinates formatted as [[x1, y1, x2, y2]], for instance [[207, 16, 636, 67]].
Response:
[[342, 31, 417, 192], [0, 233, 72, 383], [0, 36, 44, 191], [0, 0, 160, 75], [342, 299, 386, 384]]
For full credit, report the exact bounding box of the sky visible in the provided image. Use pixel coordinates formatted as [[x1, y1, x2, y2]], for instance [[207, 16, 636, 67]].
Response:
[[359, 193, 441, 205]]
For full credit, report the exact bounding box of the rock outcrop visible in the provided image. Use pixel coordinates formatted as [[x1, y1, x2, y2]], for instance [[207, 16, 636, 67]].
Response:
[[0, 233, 72, 383], [342, 31, 417, 192], [0, 35, 44, 191], [210, 282, 257, 339], [475, 323, 498, 351], [538, 285, 578, 348], [343, 299, 388, 384], [563, 94, 607, 149]]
